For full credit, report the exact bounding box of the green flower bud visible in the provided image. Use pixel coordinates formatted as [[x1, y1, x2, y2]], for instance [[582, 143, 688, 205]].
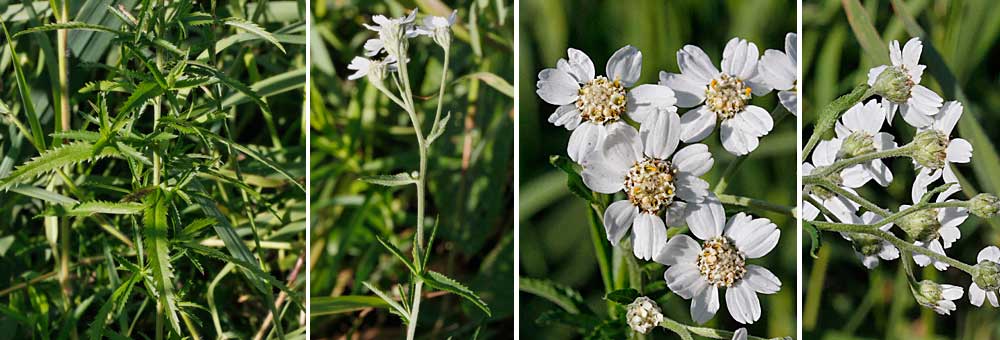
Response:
[[913, 280, 943, 308], [850, 233, 883, 256], [872, 66, 914, 103], [838, 131, 877, 159], [911, 130, 949, 169], [898, 208, 940, 243], [972, 260, 1000, 291], [969, 193, 1000, 218]]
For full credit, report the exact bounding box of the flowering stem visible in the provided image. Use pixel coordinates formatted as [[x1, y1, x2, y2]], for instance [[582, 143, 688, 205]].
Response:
[[660, 317, 790, 340], [718, 193, 796, 218], [801, 83, 875, 160], [431, 44, 450, 129], [804, 143, 917, 179], [810, 220, 976, 273], [807, 177, 888, 216]]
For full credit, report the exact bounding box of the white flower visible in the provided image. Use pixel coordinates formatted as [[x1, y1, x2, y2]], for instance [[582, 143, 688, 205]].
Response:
[[732, 328, 748, 340], [867, 37, 943, 127], [346, 55, 398, 81], [416, 10, 457, 48], [833, 100, 897, 188], [914, 280, 963, 315], [654, 212, 781, 324], [538, 46, 676, 162], [839, 212, 899, 269], [580, 117, 715, 260], [970, 246, 1000, 307], [911, 101, 972, 201], [902, 183, 968, 271], [660, 37, 774, 156], [757, 33, 797, 114], [802, 139, 861, 222], [363, 9, 419, 56], [626, 296, 664, 334]]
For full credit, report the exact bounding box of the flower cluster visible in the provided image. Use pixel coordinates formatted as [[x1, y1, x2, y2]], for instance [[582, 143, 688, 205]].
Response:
[[805, 37, 1000, 315], [537, 34, 794, 329], [348, 9, 456, 84]]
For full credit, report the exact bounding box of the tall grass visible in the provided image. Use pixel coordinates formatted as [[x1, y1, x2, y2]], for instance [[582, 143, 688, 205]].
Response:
[[0, 1, 306, 339]]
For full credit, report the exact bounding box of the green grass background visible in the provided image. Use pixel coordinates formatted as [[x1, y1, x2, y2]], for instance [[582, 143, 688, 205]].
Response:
[[519, 0, 796, 338], [802, 0, 1000, 338], [309, 0, 513, 338]]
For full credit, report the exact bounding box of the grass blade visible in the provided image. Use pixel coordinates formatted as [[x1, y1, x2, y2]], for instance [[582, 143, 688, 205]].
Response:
[[842, 0, 889, 65]]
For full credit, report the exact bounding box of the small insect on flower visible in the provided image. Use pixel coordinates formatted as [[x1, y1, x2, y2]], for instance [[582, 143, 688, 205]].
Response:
[[659, 37, 774, 156], [801, 139, 862, 222], [537, 45, 677, 162], [970, 246, 1000, 307], [580, 117, 715, 261], [626, 296, 664, 334], [654, 212, 781, 324], [840, 212, 899, 269], [913, 280, 963, 315], [900, 183, 968, 271], [833, 100, 897, 188], [757, 33, 798, 114], [867, 37, 944, 127]]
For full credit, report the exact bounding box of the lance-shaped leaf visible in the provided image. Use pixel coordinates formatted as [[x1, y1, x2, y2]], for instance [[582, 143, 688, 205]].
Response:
[[223, 17, 286, 53], [43, 201, 144, 216], [310, 296, 389, 316], [360, 173, 418, 187], [375, 235, 417, 274], [426, 112, 452, 146], [362, 282, 410, 322], [421, 270, 491, 317], [143, 189, 182, 335], [0, 142, 120, 189]]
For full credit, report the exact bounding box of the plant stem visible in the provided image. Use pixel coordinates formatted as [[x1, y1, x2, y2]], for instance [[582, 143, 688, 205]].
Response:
[[660, 317, 789, 340], [406, 280, 423, 340], [718, 193, 796, 218], [804, 143, 917, 179], [432, 45, 450, 129], [56, 2, 75, 339], [810, 178, 888, 216], [802, 83, 874, 160], [810, 220, 976, 273]]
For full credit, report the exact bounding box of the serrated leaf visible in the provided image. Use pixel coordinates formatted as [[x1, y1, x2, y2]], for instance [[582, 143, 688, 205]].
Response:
[[310, 296, 389, 316], [50, 130, 101, 142], [43, 201, 144, 216], [426, 112, 451, 146], [362, 282, 410, 322], [0, 142, 119, 189], [143, 189, 182, 335], [118, 81, 164, 115], [13, 21, 123, 38], [549, 155, 595, 203], [181, 243, 301, 306], [519, 277, 588, 314], [360, 173, 417, 187], [115, 141, 151, 165], [422, 270, 491, 316], [604, 288, 640, 305], [375, 235, 417, 274], [223, 17, 286, 53]]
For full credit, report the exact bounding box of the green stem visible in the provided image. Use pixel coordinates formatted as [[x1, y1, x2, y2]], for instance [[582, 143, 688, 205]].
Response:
[[589, 203, 614, 294], [802, 84, 874, 160], [660, 317, 789, 340], [805, 143, 917, 179], [811, 220, 976, 273], [718, 193, 796, 218], [431, 44, 450, 130], [808, 177, 888, 216]]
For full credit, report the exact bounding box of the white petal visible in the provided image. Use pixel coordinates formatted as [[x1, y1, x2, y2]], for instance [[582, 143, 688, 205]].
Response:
[[547, 104, 582, 130], [660, 72, 707, 108], [655, 234, 701, 266], [878, 241, 900, 260], [901, 37, 923, 69], [802, 200, 819, 220], [899, 103, 935, 128], [721, 38, 759, 80], [536, 68, 580, 105], [604, 200, 637, 247], [640, 109, 681, 159], [675, 174, 711, 202], [565, 48, 596, 83], [873, 132, 897, 151], [672, 143, 714, 177], [867, 65, 888, 86], [733, 105, 774, 137], [941, 284, 964, 300], [732, 328, 748, 340], [720, 119, 759, 156], [726, 283, 761, 324], [882, 99, 899, 125], [664, 263, 707, 299], [677, 44, 720, 84], [691, 285, 720, 324], [743, 265, 781, 294], [679, 106, 717, 143], [811, 139, 841, 167], [778, 90, 797, 115], [628, 84, 678, 123], [970, 283, 986, 307], [977, 246, 1000, 263], [911, 167, 941, 204], [725, 213, 779, 259], [946, 138, 973, 163], [606, 45, 642, 87], [686, 195, 725, 240], [840, 164, 873, 188], [631, 213, 667, 261], [579, 126, 636, 193], [888, 40, 903, 66], [757, 49, 794, 90], [933, 101, 963, 135], [866, 160, 894, 187], [664, 201, 688, 227]]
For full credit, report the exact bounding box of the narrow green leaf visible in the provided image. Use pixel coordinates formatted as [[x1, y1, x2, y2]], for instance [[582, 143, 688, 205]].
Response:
[[43, 201, 144, 216], [360, 173, 418, 187], [0, 142, 119, 189], [143, 189, 182, 335], [519, 277, 588, 314], [361, 282, 410, 322], [549, 155, 594, 203], [9, 185, 79, 205], [604, 288, 640, 305], [223, 17, 286, 53], [842, 0, 889, 64], [118, 81, 164, 115], [181, 243, 301, 306], [2, 23, 46, 150], [426, 112, 451, 146], [375, 235, 417, 274], [309, 296, 389, 316], [13, 21, 123, 38], [422, 270, 491, 316], [115, 141, 151, 165]]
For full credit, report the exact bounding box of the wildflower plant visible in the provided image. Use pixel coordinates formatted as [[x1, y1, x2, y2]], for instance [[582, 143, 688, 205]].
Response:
[[0, 1, 306, 338], [310, 3, 513, 338], [802, 0, 1000, 334], [522, 2, 796, 336]]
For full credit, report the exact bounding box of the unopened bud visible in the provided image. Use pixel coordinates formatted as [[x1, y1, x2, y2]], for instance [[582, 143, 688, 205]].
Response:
[[969, 193, 1000, 218], [626, 296, 663, 334], [911, 130, 949, 169], [872, 66, 914, 103], [899, 208, 940, 243], [838, 131, 876, 158], [850, 233, 883, 256], [973, 260, 1000, 291]]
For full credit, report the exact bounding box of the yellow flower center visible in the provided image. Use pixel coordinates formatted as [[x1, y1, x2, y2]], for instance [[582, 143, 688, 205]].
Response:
[[577, 76, 627, 124], [697, 236, 746, 287], [624, 158, 677, 214], [705, 74, 751, 119]]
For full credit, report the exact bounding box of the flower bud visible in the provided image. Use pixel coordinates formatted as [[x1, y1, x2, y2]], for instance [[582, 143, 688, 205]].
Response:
[[626, 296, 663, 334], [969, 193, 1000, 218], [972, 260, 1000, 291], [913, 280, 943, 307], [838, 131, 877, 159], [872, 66, 913, 103], [850, 233, 883, 256], [898, 208, 940, 243], [911, 130, 949, 169]]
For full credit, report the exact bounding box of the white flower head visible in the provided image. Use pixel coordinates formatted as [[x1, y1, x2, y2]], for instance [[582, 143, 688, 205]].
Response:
[[757, 32, 797, 114], [911, 101, 972, 201], [363, 9, 419, 56], [538, 46, 678, 162], [626, 296, 664, 334], [901, 183, 968, 271], [660, 37, 775, 156], [416, 10, 457, 48], [833, 100, 897, 188], [580, 119, 715, 261], [867, 37, 943, 127], [346, 55, 398, 84], [655, 212, 781, 324], [801, 139, 861, 222], [970, 246, 1000, 307], [840, 212, 899, 269], [914, 280, 963, 315]]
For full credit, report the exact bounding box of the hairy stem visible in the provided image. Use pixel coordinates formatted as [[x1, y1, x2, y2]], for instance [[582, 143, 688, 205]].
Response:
[[718, 193, 796, 218], [804, 143, 917, 179], [810, 220, 976, 273], [802, 83, 874, 160], [432, 45, 450, 130]]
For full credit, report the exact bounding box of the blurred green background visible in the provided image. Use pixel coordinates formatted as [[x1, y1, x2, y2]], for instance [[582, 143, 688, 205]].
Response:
[[519, 0, 796, 338], [310, 0, 513, 338], [802, 0, 1000, 338]]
